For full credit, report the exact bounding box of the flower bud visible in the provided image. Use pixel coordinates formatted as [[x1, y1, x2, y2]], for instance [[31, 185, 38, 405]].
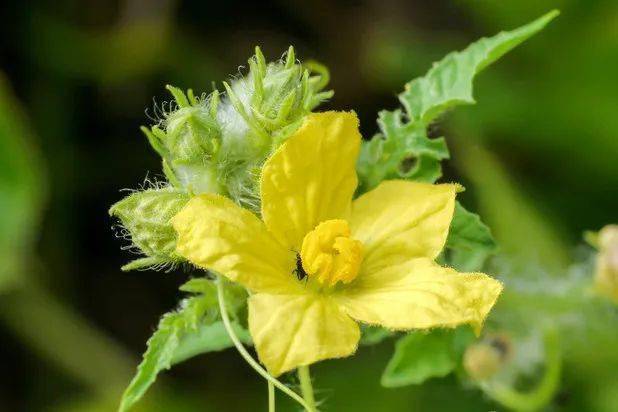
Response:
[[143, 47, 332, 211], [594, 224, 618, 303], [463, 334, 512, 381], [109, 188, 190, 270], [216, 46, 333, 209], [142, 86, 223, 195]]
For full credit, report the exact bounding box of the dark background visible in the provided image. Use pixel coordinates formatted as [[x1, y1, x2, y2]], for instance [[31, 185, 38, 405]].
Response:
[[1, 0, 617, 411]]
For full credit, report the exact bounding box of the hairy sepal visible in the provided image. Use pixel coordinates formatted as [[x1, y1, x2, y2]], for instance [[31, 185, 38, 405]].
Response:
[[142, 47, 332, 211], [109, 188, 190, 271]]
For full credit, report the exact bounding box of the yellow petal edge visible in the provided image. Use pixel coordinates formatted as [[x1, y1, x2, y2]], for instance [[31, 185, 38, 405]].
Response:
[[350, 180, 457, 273], [337, 258, 502, 335], [249, 293, 360, 376], [171, 194, 298, 294]]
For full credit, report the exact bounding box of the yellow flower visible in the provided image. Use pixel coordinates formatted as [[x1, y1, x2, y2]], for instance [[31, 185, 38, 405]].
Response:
[[172, 112, 503, 376]]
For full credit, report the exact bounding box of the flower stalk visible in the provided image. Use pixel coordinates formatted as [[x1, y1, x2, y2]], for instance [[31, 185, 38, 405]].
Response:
[[268, 381, 275, 412], [215, 277, 310, 410], [298, 365, 318, 412]]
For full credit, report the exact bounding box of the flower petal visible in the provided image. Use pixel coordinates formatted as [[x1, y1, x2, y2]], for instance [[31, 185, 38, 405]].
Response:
[[172, 194, 299, 294], [249, 293, 360, 376], [350, 181, 457, 273], [261, 111, 361, 250], [336, 258, 502, 334]]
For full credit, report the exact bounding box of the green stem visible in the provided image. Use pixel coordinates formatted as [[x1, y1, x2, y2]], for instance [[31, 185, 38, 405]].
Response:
[[0, 282, 133, 396], [482, 328, 561, 411], [298, 365, 317, 412], [268, 381, 275, 412], [215, 277, 310, 410]]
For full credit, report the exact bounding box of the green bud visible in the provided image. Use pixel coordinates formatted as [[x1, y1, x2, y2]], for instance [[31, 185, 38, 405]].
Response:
[[109, 188, 190, 271], [112, 47, 333, 273], [141, 47, 332, 211], [463, 334, 512, 381], [142, 86, 223, 195], [594, 224, 618, 304], [214, 46, 332, 209]]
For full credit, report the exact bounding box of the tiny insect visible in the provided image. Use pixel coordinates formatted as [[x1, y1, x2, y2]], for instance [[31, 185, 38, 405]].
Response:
[[293, 253, 308, 282]]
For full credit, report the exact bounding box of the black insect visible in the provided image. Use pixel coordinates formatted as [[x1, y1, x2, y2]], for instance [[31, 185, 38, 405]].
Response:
[[293, 253, 308, 282]]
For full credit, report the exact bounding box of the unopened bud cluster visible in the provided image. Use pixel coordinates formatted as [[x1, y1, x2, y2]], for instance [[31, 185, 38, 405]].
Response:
[[110, 47, 332, 270]]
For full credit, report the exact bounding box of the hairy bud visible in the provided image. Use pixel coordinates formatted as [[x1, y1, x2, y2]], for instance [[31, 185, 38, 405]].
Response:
[[463, 334, 512, 381], [109, 188, 190, 271], [113, 47, 332, 271], [141, 86, 222, 194], [142, 46, 332, 210]]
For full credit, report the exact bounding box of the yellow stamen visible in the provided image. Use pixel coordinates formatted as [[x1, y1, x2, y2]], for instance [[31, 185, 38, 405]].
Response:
[[300, 220, 363, 287]]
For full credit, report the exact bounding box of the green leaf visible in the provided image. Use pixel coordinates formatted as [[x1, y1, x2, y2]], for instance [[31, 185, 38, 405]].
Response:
[[357, 110, 449, 191], [170, 320, 250, 365], [399, 10, 559, 125], [360, 325, 394, 346], [119, 280, 250, 412], [109, 189, 189, 271], [0, 73, 46, 291], [382, 328, 474, 388], [357, 10, 558, 193], [445, 202, 498, 271], [179, 277, 248, 317]]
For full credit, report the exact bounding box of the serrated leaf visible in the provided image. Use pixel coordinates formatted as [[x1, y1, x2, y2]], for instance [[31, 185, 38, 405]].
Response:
[[382, 328, 475, 388], [445, 202, 497, 271], [357, 11, 558, 193], [357, 110, 449, 191], [119, 280, 250, 412], [119, 297, 208, 412], [399, 10, 559, 125], [170, 320, 251, 365], [180, 276, 248, 317]]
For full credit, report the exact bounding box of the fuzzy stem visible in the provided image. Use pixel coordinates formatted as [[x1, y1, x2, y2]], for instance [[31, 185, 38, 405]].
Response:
[[215, 277, 310, 410], [268, 381, 275, 412], [298, 365, 317, 412]]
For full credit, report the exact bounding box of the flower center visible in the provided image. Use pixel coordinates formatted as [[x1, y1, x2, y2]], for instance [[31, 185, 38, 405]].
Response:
[[299, 219, 363, 287]]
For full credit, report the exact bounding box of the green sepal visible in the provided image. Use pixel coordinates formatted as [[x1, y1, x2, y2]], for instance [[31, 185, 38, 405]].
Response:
[[136, 47, 333, 210], [118, 278, 250, 412], [381, 327, 475, 388], [109, 188, 190, 270], [444, 202, 498, 272], [141, 86, 222, 194], [214, 47, 333, 209]]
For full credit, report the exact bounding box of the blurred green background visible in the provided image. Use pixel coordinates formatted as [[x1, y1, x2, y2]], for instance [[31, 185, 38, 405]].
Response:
[[1, 0, 616, 411]]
